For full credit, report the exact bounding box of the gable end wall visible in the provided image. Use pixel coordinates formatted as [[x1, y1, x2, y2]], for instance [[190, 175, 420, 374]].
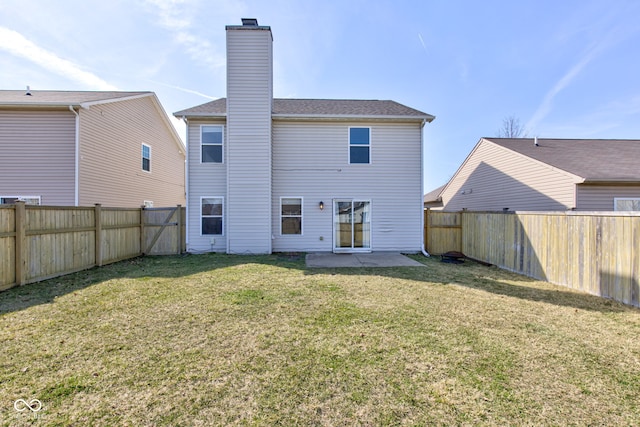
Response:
[[441, 140, 579, 211], [78, 96, 185, 207]]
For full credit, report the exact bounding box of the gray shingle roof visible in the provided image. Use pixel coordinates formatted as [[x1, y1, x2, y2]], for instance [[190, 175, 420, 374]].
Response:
[[424, 184, 446, 203], [174, 98, 434, 121], [486, 138, 640, 182], [174, 98, 227, 116], [0, 90, 152, 106]]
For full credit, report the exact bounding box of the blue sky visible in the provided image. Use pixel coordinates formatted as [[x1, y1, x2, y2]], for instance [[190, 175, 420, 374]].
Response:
[[1, 0, 639, 191]]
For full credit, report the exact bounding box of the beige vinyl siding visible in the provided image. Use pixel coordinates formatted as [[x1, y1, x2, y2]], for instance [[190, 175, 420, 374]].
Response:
[[226, 27, 273, 254], [185, 119, 227, 252], [78, 96, 185, 207], [576, 184, 640, 211], [0, 110, 76, 205], [272, 120, 423, 252], [441, 139, 579, 211]]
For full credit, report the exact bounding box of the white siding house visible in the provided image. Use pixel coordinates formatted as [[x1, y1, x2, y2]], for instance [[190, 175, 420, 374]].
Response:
[[175, 19, 434, 254]]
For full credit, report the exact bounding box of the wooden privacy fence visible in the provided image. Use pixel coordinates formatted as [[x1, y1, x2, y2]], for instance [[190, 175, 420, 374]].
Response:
[[425, 209, 640, 307], [0, 203, 185, 291]]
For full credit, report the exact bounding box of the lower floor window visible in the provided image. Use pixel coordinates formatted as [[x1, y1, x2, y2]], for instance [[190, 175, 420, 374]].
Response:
[[202, 197, 223, 235], [614, 198, 640, 211], [281, 197, 302, 235], [1, 196, 41, 205]]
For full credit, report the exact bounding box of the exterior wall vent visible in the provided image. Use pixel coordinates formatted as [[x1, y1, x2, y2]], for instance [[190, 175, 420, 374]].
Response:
[[241, 18, 259, 27]]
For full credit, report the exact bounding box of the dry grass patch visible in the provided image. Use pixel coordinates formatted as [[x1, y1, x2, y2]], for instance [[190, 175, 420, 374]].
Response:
[[1, 254, 639, 426]]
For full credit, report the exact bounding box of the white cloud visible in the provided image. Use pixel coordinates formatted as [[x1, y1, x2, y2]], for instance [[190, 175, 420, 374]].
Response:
[[418, 33, 427, 52], [526, 5, 640, 133], [525, 47, 597, 133], [147, 79, 217, 100], [144, 0, 226, 69], [0, 26, 117, 90]]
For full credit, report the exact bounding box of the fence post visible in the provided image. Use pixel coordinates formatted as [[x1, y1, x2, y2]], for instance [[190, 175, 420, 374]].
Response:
[[95, 204, 103, 267], [176, 204, 182, 254], [424, 209, 429, 253], [460, 210, 464, 254], [14, 201, 26, 286], [140, 206, 146, 255]]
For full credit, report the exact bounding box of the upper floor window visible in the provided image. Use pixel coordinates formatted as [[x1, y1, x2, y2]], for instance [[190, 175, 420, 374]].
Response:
[[142, 144, 151, 172], [349, 127, 370, 164], [202, 125, 224, 163]]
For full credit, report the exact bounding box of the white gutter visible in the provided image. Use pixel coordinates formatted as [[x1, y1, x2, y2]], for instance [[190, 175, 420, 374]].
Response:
[[272, 113, 435, 121], [69, 105, 80, 206], [420, 117, 430, 257], [182, 116, 189, 249]]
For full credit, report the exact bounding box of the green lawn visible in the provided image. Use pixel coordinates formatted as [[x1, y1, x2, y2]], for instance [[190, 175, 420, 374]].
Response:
[[1, 253, 639, 426]]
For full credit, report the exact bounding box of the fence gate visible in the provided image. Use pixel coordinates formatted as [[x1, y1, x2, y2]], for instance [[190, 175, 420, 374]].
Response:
[[142, 206, 185, 255], [424, 210, 463, 255]]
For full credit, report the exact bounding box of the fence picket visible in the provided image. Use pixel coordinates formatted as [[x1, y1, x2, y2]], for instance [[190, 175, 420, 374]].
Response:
[[0, 204, 185, 291], [426, 210, 640, 308]]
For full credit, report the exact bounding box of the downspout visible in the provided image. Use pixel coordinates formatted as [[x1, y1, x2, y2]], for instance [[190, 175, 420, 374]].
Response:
[[420, 117, 430, 257], [69, 106, 79, 206], [181, 116, 189, 249]]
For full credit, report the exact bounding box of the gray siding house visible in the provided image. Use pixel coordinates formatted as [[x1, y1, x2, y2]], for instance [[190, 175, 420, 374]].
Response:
[[0, 90, 186, 207], [429, 137, 640, 212], [175, 19, 434, 254]]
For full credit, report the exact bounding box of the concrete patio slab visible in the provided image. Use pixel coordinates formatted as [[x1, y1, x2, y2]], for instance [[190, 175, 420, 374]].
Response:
[[305, 252, 426, 268]]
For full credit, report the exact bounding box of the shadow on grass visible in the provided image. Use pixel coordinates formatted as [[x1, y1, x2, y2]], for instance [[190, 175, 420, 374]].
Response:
[[0, 253, 278, 315], [303, 255, 634, 314], [0, 252, 634, 316]]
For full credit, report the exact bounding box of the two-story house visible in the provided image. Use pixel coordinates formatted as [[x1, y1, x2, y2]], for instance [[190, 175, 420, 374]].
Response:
[[0, 90, 186, 207], [175, 19, 434, 254]]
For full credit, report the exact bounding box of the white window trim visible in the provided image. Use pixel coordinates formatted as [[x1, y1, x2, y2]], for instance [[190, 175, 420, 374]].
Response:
[[348, 126, 371, 165], [201, 196, 224, 236], [280, 196, 303, 236], [200, 125, 224, 164], [614, 197, 640, 211], [142, 143, 151, 173], [1, 196, 41, 205]]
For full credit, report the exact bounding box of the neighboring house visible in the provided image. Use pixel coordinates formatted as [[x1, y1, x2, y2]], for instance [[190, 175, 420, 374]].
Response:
[[0, 90, 186, 207], [423, 184, 445, 209], [174, 19, 434, 254], [429, 137, 640, 212]]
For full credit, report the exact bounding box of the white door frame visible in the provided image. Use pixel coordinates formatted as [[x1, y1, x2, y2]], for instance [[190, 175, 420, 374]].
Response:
[[332, 199, 371, 253]]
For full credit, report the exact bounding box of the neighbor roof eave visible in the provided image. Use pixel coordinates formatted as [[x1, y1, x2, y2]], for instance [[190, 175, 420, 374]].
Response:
[[0, 102, 82, 108], [580, 178, 640, 184], [175, 113, 227, 119]]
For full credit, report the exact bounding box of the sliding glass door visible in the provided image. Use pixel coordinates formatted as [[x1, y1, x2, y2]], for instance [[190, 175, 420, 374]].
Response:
[[333, 200, 371, 252]]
